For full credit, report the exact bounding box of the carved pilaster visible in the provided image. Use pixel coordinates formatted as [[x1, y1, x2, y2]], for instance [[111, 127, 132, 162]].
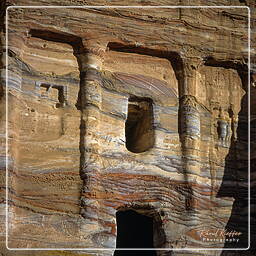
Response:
[[179, 58, 203, 159], [75, 41, 108, 245], [179, 58, 203, 144], [75, 40, 107, 164], [180, 95, 201, 140], [179, 59, 203, 214]]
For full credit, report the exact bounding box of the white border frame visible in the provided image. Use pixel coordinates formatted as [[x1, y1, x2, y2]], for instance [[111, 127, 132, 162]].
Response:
[[5, 5, 251, 251]]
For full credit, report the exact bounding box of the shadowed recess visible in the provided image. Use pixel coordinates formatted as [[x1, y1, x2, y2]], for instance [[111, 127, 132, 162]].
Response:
[[114, 210, 157, 256], [125, 96, 154, 153], [29, 29, 84, 53]]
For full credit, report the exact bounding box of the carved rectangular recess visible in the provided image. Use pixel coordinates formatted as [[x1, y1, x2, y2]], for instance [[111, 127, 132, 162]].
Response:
[[36, 81, 68, 107], [125, 96, 154, 153]]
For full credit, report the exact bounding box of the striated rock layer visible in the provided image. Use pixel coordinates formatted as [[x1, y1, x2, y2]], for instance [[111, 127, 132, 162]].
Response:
[[0, 1, 255, 256]]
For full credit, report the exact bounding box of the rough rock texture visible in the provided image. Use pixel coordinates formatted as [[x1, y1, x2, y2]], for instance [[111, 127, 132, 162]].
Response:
[[0, 1, 255, 256]]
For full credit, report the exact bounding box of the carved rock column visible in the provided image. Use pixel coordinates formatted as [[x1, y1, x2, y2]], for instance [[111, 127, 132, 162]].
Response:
[[75, 41, 114, 247], [75, 40, 106, 173], [179, 58, 202, 211]]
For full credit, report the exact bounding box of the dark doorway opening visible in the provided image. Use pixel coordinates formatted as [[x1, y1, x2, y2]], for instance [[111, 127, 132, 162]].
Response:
[[114, 210, 157, 256], [125, 96, 154, 153]]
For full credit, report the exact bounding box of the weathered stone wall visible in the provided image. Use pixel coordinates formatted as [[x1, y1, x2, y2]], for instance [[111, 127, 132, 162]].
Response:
[[0, 1, 255, 256]]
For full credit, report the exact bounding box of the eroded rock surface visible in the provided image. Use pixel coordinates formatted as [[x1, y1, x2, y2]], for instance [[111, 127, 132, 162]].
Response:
[[0, 1, 255, 256]]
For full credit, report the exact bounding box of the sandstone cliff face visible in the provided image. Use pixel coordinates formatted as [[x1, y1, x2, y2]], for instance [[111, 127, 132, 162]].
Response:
[[0, 1, 255, 256]]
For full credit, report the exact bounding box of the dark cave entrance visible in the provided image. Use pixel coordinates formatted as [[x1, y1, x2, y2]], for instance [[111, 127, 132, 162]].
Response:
[[114, 209, 157, 256], [125, 96, 154, 153]]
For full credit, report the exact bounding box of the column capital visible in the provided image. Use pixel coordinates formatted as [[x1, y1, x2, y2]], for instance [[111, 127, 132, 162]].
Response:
[[180, 57, 204, 97], [182, 57, 204, 76], [180, 95, 200, 111], [81, 38, 108, 55], [75, 39, 108, 71]]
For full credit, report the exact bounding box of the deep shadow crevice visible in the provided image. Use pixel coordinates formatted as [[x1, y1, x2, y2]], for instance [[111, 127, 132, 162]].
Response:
[[114, 207, 165, 256]]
